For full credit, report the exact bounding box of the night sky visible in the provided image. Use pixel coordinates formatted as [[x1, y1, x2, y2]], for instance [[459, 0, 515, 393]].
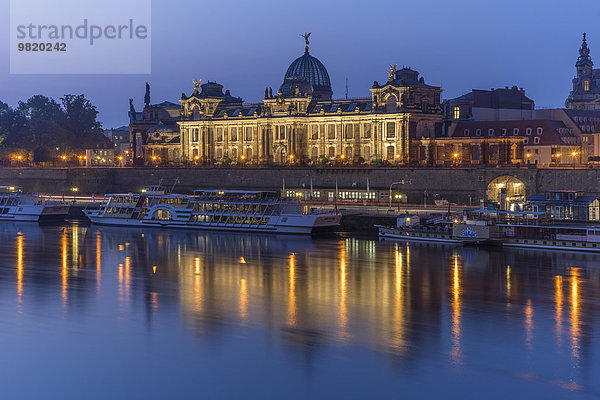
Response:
[[1, 0, 599, 128]]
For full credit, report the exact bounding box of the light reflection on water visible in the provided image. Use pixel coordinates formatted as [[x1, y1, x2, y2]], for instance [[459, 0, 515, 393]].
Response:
[[1, 222, 600, 398]]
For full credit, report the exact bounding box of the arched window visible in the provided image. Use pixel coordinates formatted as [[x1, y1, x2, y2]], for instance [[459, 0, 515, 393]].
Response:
[[192, 106, 201, 120], [387, 146, 395, 160], [311, 147, 318, 160], [345, 146, 353, 159], [385, 96, 398, 113]]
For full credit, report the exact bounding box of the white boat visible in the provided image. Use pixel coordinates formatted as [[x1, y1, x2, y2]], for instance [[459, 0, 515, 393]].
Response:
[[0, 186, 70, 222], [83, 186, 341, 235]]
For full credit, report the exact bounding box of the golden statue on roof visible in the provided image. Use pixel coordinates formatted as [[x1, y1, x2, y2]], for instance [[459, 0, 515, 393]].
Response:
[[388, 64, 397, 81], [193, 78, 202, 93], [301, 32, 311, 51]]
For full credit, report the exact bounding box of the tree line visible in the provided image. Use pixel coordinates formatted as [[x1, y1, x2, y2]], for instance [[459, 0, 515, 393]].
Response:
[[0, 94, 109, 162]]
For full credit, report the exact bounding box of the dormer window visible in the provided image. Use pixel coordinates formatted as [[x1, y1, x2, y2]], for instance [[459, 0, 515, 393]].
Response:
[[464, 129, 470, 136], [534, 137, 540, 144], [526, 128, 532, 135], [476, 129, 482, 136], [513, 128, 519, 135], [488, 129, 494, 136], [537, 127, 543, 135], [502, 128, 507, 136]]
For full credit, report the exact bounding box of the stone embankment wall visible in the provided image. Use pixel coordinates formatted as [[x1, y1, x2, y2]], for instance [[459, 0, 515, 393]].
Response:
[[0, 166, 599, 204]]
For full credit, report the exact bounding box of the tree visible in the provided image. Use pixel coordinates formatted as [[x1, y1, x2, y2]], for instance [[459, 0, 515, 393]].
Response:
[[59, 94, 105, 148], [0, 101, 27, 148], [0, 94, 109, 156]]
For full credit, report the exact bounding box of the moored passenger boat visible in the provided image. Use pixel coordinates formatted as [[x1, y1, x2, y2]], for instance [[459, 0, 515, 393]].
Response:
[[379, 207, 600, 252], [83, 186, 341, 235], [0, 186, 70, 222]]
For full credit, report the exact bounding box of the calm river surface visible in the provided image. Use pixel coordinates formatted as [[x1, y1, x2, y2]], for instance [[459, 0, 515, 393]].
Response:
[[0, 222, 599, 398]]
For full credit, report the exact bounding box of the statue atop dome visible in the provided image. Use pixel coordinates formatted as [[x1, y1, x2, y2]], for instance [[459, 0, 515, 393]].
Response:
[[388, 64, 397, 81], [192, 79, 202, 94], [301, 32, 311, 52]]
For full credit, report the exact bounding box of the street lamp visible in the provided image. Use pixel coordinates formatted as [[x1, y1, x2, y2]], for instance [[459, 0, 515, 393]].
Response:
[[389, 181, 404, 209]]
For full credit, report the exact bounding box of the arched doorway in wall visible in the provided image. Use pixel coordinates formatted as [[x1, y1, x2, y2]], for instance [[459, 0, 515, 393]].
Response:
[[487, 175, 526, 211]]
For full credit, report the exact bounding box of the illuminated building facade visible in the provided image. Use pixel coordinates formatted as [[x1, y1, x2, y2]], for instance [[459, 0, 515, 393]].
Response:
[[178, 38, 443, 165], [420, 120, 581, 166]]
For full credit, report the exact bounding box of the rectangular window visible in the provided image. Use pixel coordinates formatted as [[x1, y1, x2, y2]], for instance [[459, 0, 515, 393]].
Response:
[[216, 127, 223, 141], [231, 127, 238, 141], [328, 146, 335, 158], [453, 106, 460, 119], [363, 123, 371, 138], [345, 124, 354, 139], [245, 127, 253, 141], [192, 128, 199, 142], [311, 125, 319, 140], [387, 122, 396, 139], [328, 125, 336, 139]]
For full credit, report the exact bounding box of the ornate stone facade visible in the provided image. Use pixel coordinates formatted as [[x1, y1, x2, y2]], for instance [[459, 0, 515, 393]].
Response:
[[178, 41, 442, 166]]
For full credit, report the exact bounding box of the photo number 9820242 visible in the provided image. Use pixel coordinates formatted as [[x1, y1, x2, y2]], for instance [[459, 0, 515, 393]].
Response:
[[17, 43, 67, 52]]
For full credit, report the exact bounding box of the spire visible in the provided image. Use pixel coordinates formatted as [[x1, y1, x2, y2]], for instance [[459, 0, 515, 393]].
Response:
[[578, 32, 592, 65]]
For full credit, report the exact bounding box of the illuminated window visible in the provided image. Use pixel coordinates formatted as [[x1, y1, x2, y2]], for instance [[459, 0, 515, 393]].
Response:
[[453, 106, 460, 119], [584, 80, 590, 91], [245, 127, 253, 141], [311, 125, 319, 140]]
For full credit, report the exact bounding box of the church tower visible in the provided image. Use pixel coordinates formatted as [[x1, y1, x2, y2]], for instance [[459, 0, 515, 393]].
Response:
[[576, 33, 593, 85], [566, 33, 600, 109]]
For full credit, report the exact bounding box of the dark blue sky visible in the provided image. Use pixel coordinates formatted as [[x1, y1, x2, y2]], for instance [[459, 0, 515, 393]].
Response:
[[2, 0, 599, 128]]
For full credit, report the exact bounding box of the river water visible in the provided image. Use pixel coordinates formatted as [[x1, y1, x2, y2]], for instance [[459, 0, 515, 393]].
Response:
[[0, 222, 599, 399]]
